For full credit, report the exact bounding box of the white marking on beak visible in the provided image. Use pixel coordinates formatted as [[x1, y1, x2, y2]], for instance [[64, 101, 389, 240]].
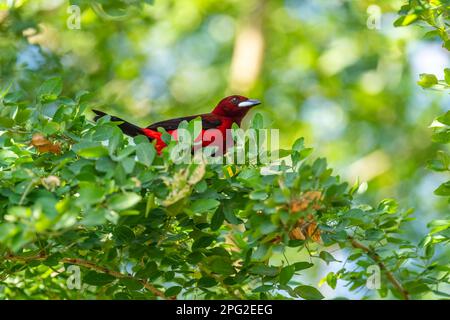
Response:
[[238, 99, 261, 108]]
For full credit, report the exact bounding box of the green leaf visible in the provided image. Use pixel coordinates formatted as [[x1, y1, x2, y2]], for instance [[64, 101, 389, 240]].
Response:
[[252, 244, 272, 261], [291, 138, 313, 164], [279, 265, 295, 285], [73, 141, 109, 159], [249, 190, 268, 200], [190, 199, 220, 213], [197, 277, 217, 288], [81, 208, 107, 226], [251, 113, 264, 129], [83, 271, 116, 286], [365, 229, 385, 241], [208, 257, 235, 275], [38, 77, 63, 102], [292, 137, 306, 152], [325, 272, 337, 289], [431, 131, 450, 144], [14, 108, 32, 124], [427, 151, 449, 172], [78, 183, 106, 205], [0, 117, 14, 128], [319, 251, 340, 265], [250, 265, 279, 277], [378, 198, 398, 214], [417, 73, 438, 88], [136, 141, 156, 166], [114, 226, 135, 242], [312, 158, 327, 176], [436, 111, 450, 126], [114, 292, 131, 300], [164, 271, 175, 281], [444, 68, 450, 85], [434, 182, 450, 197], [444, 40, 450, 51], [42, 121, 60, 135], [294, 285, 324, 300], [107, 128, 123, 155], [96, 157, 116, 173], [0, 82, 12, 99], [404, 281, 430, 295], [427, 219, 450, 234], [165, 286, 182, 297], [210, 209, 224, 231], [432, 290, 450, 298], [425, 244, 435, 259], [120, 278, 143, 291], [223, 205, 242, 225], [423, 30, 441, 39], [108, 192, 142, 211], [192, 236, 215, 250], [292, 262, 314, 271], [0, 223, 17, 241], [393, 14, 418, 27], [253, 285, 273, 293], [3, 91, 23, 104], [135, 261, 158, 278]]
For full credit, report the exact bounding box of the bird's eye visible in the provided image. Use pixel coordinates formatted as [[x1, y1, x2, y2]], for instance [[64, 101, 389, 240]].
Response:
[[231, 97, 239, 104]]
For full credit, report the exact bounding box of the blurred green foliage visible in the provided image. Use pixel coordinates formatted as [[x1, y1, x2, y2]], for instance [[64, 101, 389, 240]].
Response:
[[0, 0, 449, 299], [394, 0, 449, 203]]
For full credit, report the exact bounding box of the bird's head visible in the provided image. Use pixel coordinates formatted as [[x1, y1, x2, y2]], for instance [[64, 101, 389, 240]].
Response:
[[212, 95, 261, 119]]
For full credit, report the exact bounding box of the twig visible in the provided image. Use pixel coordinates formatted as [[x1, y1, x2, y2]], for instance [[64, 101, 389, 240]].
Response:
[[19, 178, 37, 205], [348, 237, 410, 300]]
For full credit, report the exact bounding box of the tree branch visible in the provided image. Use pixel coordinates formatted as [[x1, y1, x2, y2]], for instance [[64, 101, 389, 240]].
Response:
[[3, 252, 168, 299], [348, 237, 410, 300]]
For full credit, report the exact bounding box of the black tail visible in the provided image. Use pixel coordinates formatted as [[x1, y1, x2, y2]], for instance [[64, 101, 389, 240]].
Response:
[[92, 110, 143, 137]]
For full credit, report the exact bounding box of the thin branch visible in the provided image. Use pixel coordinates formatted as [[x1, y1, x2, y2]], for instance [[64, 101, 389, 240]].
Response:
[[19, 178, 37, 205], [2, 252, 168, 299], [348, 237, 410, 300]]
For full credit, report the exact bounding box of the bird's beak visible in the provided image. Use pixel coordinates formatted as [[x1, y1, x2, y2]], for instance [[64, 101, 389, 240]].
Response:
[[238, 99, 261, 108]]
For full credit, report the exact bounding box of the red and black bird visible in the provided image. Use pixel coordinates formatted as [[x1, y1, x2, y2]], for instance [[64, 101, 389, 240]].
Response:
[[93, 95, 261, 154]]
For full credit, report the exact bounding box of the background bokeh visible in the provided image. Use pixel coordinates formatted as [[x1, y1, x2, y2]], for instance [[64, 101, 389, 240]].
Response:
[[1, 0, 448, 298]]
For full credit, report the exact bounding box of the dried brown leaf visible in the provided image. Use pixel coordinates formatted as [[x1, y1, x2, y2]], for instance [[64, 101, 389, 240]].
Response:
[[31, 133, 61, 154], [290, 191, 323, 213], [288, 213, 322, 243]]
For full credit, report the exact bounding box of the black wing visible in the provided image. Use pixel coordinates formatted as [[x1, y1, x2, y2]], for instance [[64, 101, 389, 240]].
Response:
[[92, 110, 143, 137], [146, 114, 222, 131]]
